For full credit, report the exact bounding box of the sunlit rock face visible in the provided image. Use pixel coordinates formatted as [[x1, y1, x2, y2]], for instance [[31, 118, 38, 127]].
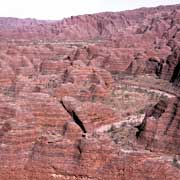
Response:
[[0, 4, 180, 180]]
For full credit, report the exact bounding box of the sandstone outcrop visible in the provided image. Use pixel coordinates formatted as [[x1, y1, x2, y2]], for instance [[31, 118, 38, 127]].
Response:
[[0, 4, 180, 180], [138, 96, 180, 154]]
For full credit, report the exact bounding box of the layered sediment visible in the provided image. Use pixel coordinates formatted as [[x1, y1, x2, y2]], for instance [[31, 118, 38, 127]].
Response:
[[0, 4, 180, 180]]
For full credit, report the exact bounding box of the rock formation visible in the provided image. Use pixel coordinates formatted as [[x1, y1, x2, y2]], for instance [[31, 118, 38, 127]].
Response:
[[137, 97, 180, 154], [0, 4, 180, 180]]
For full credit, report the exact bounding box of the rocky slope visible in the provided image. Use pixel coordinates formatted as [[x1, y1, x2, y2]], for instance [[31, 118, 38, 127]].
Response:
[[0, 4, 180, 180]]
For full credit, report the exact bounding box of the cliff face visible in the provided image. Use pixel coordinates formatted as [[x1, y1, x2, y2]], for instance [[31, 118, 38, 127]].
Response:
[[137, 97, 180, 154], [0, 4, 180, 180], [1, 5, 180, 84], [0, 5, 180, 41]]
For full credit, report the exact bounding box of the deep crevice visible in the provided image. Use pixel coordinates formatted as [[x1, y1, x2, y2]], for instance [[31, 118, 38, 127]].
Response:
[[136, 117, 146, 138], [72, 111, 87, 133], [60, 100, 87, 134], [170, 60, 180, 86]]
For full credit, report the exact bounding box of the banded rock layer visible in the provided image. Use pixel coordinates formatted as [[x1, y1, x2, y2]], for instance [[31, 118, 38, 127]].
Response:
[[0, 4, 180, 180]]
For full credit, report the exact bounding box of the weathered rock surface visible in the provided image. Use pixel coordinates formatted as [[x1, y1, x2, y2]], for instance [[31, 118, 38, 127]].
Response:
[[0, 4, 180, 180], [138, 96, 180, 154]]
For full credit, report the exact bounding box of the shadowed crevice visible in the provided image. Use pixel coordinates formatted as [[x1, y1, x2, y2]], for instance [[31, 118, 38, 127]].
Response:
[[136, 117, 147, 138], [60, 100, 87, 133], [171, 60, 180, 86]]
